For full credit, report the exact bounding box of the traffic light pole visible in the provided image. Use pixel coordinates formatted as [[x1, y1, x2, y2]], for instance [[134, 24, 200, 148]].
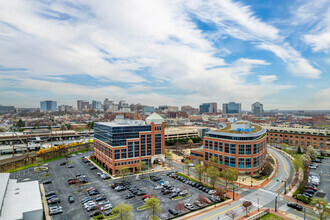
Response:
[[275, 196, 278, 212], [284, 181, 287, 194]]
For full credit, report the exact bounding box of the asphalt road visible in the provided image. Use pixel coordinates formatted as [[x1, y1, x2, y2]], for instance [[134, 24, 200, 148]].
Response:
[[187, 147, 321, 220]]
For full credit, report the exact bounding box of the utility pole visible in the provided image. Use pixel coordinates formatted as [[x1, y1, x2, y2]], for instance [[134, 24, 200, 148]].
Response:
[[275, 196, 278, 212], [303, 207, 305, 220], [284, 180, 287, 194], [258, 198, 259, 212], [232, 187, 235, 200]]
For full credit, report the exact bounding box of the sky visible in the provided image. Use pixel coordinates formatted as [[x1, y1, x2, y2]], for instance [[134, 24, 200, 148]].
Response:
[[0, 0, 329, 110]]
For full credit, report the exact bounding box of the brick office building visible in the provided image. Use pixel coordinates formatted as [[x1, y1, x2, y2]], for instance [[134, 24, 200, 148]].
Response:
[[93, 113, 165, 176], [190, 121, 267, 176], [265, 126, 330, 154]]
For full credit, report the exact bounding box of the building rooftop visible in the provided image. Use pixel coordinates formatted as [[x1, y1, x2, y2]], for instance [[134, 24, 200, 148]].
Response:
[[215, 123, 262, 134], [264, 126, 329, 136], [96, 120, 146, 127], [0, 174, 42, 219]]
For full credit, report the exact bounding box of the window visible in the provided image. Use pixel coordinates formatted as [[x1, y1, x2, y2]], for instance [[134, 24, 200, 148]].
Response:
[[219, 142, 223, 152], [121, 149, 127, 159], [225, 143, 229, 153], [115, 150, 120, 159], [230, 157, 236, 168], [155, 133, 162, 155], [295, 141, 298, 145], [209, 153, 213, 160], [205, 140, 209, 149], [301, 141, 304, 146], [214, 141, 218, 151], [225, 156, 229, 166], [230, 144, 236, 154], [205, 152, 209, 161], [214, 153, 218, 162], [246, 158, 251, 168], [219, 155, 223, 165], [238, 158, 244, 168], [239, 145, 244, 155], [209, 141, 213, 150], [128, 143, 133, 158], [253, 157, 259, 168], [307, 142, 310, 146], [253, 144, 257, 154], [246, 145, 251, 155], [134, 142, 140, 157]]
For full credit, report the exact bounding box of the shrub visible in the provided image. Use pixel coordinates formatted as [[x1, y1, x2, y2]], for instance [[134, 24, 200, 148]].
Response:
[[296, 195, 310, 204]]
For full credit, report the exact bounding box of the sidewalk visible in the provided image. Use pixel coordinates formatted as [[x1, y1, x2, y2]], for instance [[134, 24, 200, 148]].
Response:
[[39, 183, 51, 220], [237, 208, 303, 220]]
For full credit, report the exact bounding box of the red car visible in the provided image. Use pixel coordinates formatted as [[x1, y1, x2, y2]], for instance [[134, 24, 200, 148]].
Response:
[[202, 197, 212, 204], [142, 195, 151, 200], [87, 187, 96, 192], [305, 186, 317, 191], [68, 180, 77, 185]]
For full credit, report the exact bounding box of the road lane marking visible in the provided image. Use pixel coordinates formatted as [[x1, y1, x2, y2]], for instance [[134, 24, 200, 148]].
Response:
[[294, 210, 319, 220], [275, 151, 289, 191], [202, 204, 243, 220]]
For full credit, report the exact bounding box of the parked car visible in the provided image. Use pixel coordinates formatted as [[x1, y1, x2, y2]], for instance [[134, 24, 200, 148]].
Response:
[[168, 209, 178, 215], [312, 159, 322, 163], [104, 209, 112, 216], [68, 196, 75, 203], [136, 190, 146, 196], [46, 191, 56, 197], [95, 195, 106, 202], [43, 180, 52, 185], [194, 200, 203, 207], [305, 186, 317, 191], [98, 200, 110, 206], [102, 204, 112, 210], [90, 166, 97, 170], [202, 197, 212, 204], [49, 207, 62, 215], [59, 162, 67, 166], [67, 165, 74, 168], [208, 190, 216, 195], [287, 203, 303, 211], [185, 203, 194, 210], [309, 164, 317, 169], [155, 185, 163, 190], [116, 186, 126, 192], [90, 211, 100, 217], [125, 194, 135, 199], [142, 195, 151, 200], [302, 192, 313, 198], [48, 198, 60, 205], [304, 190, 315, 195]]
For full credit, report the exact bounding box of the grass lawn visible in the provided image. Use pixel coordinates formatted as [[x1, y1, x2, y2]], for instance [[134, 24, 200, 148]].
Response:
[[177, 173, 214, 189], [257, 213, 285, 220], [137, 205, 149, 210], [172, 194, 190, 200], [92, 214, 118, 220], [90, 158, 109, 173]]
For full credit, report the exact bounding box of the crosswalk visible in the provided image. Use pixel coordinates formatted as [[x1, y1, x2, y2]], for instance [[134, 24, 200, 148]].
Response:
[[259, 188, 279, 197], [239, 198, 263, 208]]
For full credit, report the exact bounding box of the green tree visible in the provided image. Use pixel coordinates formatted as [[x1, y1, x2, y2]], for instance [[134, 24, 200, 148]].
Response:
[[112, 203, 133, 220], [301, 154, 311, 168], [139, 161, 148, 178], [66, 123, 71, 130], [184, 158, 192, 175], [195, 163, 206, 182], [297, 146, 302, 154], [119, 166, 130, 181], [145, 197, 161, 218], [221, 168, 238, 189], [16, 119, 25, 128], [306, 146, 317, 161], [187, 139, 193, 147], [292, 158, 303, 171], [165, 150, 173, 167], [310, 198, 330, 220], [209, 156, 218, 167], [206, 166, 220, 188]]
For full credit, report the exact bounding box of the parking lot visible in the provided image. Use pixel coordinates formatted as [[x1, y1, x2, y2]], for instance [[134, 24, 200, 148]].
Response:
[[311, 157, 329, 202], [12, 150, 224, 220]]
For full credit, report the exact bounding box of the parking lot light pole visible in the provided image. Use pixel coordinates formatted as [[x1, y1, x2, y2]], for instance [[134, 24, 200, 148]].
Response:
[[303, 207, 306, 220], [232, 187, 235, 200], [275, 196, 278, 212]]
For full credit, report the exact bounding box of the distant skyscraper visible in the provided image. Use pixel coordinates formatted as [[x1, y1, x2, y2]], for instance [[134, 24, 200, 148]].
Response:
[[92, 100, 102, 110], [0, 105, 15, 114], [252, 102, 264, 116], [142, 106, 155, 114], [222, 102, 241, 114], [199, 103, 217, 114], [77, 100, 89, 111], [40, 100, 57, 111], [58, 105, 73, 112]]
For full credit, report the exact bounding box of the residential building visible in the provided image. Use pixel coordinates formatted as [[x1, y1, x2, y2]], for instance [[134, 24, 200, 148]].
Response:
[[252, 102, 264, 116], [40, 100, 57, 111], [189, 121, 267, 176], [77, 100, 89, 111], [93, 113, 165, 175], [223, 102, 241, 114], [92, 100, 102, 110], [199, 103, 217, 114]]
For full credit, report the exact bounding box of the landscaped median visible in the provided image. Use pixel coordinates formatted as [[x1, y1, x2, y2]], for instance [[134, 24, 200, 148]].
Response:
[[137, 205, 149, 211], [91, 214, 119, 220], [148, 215, 161, 220], [172, 194, 190, 200]]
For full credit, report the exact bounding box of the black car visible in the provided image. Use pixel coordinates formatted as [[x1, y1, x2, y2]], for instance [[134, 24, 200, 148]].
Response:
[[67, 165, 74, 168], [312, 159, 322, 163], [59, 162, 67, 166], [168, 208, 178, 215], [304, 190, 315, 194], [208, 196, 216, 203], [48, 198, 60, 205], [43, 180, 52, 185], [204, 188, 210, 193], [90, 211, 100, 217], [46, 191, 56, 197], [168, 193, 178, 198], [191, 182, 196, 187], [125, 194, 135, 199], [90, 166, 97, 170], [287, 203, 303, 211], [68, 196, 75, 203], [117, 186, 126, 192]]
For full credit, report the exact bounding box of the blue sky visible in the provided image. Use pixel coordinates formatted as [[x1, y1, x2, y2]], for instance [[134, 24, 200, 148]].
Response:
[[0, 0, 329, 110]]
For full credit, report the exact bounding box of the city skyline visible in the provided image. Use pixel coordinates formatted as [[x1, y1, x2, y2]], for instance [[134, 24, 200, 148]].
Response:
[[0, 1, 330, 110]]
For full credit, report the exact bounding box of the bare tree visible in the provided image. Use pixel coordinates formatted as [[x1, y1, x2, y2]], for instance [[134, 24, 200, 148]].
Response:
[[214, 187, 226, 200], [196, 194, 205, 205], [242, 201, 253, 216], [175, 202, 186, 213], [226, 210, 238, 220]]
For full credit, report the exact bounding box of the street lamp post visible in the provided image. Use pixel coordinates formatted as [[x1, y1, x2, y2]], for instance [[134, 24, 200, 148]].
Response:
[[303, 207, 306, 220], [258, 198, 259, 212], [232, 187, 235, 200], [275, 196, 278, 212]]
